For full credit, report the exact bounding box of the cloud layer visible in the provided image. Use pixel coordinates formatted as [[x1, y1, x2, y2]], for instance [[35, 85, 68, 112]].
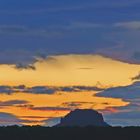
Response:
[[0, 85, 103, 94], [97, 81, 140, 126]]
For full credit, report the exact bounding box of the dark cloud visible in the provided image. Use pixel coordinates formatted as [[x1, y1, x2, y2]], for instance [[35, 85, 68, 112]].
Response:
[[29, 106, 71, 111], [97, 81, 140, 100], [17, 104, 71, 113], [0, 85, 23, 94], [62, 101, 109, 110], [20, 116, 49, 119], [15, 63, 36, 70], [0, 112, 39, 126], [132, 72, 140, 81], [62, 101, 96, 109], [59, 86, 103, 93], [0, 85, 103, 94], [14, 85, 26, 90], [0, 100, 29, 107], [0, 85, 56, 94], [0, 86, 13, 94], [0, 112, 58, 126], [25, 86, 56, 94], [0, 50, 37, 69], [0, 112, 22, 126], [16, 104, 34, 108], [62, 102, 83, 108], [96, 81, 140, 126]]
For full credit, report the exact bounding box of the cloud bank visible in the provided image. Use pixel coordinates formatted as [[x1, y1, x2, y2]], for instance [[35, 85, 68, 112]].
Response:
[[97, 81, 140, 126]]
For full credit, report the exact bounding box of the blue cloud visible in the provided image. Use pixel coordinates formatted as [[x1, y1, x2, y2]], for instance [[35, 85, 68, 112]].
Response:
[[0, 85, 103, 94], [97, 81, 140, 100], [97, 81, 140, 126], [0, 100, 29, 107], [0, 112, 40, 126]]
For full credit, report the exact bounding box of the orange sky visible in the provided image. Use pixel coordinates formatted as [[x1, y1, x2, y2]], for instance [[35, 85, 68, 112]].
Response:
[[0, 91, 129, 125], [0, 54, 139, 125], [0, 54, 140, 87]]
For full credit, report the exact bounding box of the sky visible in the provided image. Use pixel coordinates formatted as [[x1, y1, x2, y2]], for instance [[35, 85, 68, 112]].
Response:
[[0, 0, 140, 126]]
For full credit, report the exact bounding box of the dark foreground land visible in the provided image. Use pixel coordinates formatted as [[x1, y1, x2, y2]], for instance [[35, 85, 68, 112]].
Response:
[[0, 126, 140, 140]]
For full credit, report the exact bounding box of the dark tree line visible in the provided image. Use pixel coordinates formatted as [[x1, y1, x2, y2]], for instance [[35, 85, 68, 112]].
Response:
[[0, 125, 140, 140]]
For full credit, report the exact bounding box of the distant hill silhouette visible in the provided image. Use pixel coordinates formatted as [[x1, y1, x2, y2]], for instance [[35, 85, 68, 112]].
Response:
[[56, 109, 110, 127]]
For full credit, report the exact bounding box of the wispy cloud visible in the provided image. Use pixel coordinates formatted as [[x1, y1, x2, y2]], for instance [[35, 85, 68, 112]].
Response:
[[114, 21, 140, 30], [29, 106, 71, 112], [0, 100, 29, 107], [77, 67, 95, 70], [0, 85, 103, 95]]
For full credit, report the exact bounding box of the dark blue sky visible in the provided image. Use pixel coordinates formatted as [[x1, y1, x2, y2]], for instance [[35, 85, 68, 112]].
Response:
[[0, 0, 140, 65]]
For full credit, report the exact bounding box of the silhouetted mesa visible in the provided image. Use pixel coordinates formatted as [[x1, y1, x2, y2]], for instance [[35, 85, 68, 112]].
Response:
[[56, 109, 110, 127]]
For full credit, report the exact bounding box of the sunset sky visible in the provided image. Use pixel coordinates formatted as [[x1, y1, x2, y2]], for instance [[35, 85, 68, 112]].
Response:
[[0, 0, 140, 126]]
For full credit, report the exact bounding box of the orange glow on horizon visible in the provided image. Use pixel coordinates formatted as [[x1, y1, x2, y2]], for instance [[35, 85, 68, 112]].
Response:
[[0, 91, 129, 125], [0, 54, 137, 125]]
